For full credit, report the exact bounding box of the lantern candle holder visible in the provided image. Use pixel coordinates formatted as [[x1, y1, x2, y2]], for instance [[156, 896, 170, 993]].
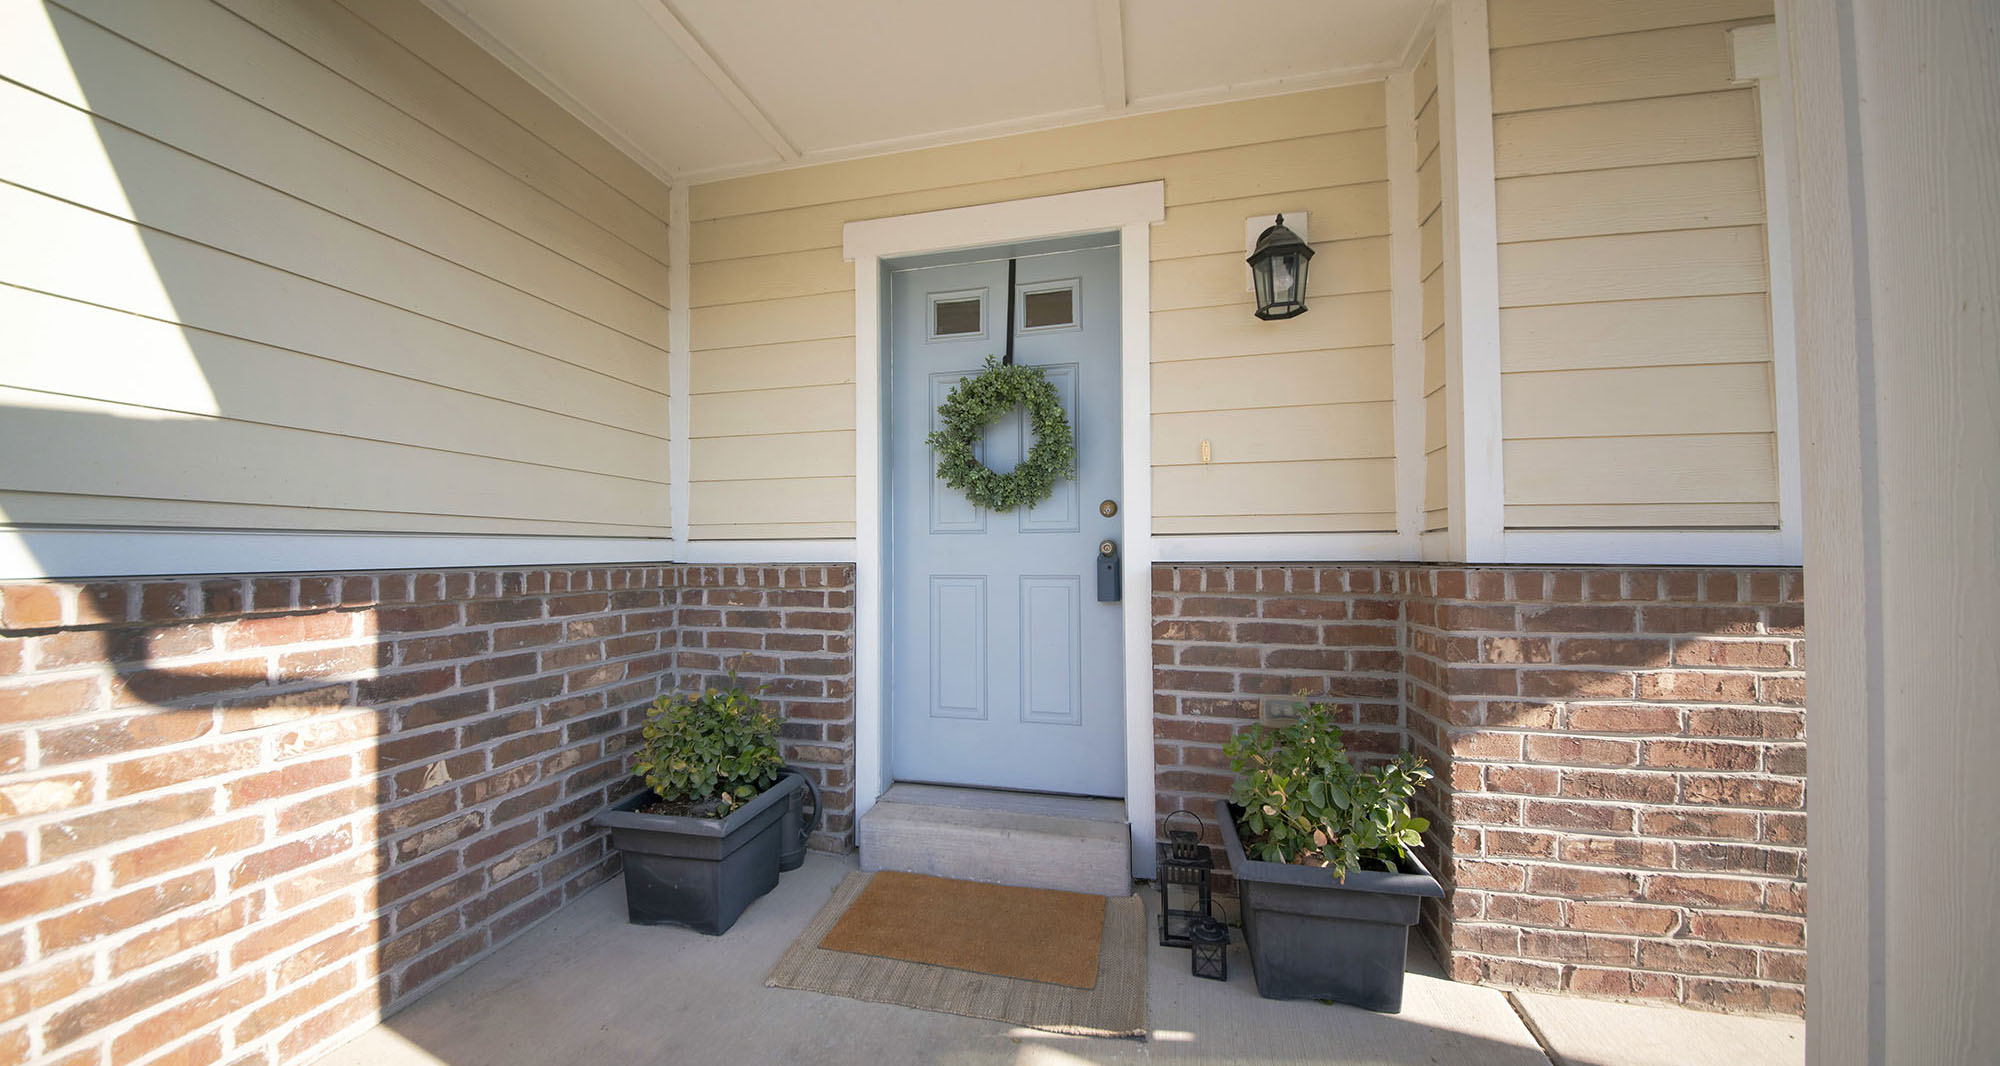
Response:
[[1189, 902, 1229, 982], [1156, 809, 1215, 948]]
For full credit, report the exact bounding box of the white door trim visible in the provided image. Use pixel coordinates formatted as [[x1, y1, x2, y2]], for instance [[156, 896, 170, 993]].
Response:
[[843, 181, 1166, 878]]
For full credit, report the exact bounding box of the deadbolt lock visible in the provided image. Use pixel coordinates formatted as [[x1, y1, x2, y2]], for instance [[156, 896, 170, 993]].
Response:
[[1099, 499, 1118, 518], [1096, 539, 1121, 602]]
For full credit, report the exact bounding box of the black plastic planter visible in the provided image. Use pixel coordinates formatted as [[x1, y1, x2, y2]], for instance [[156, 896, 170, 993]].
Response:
[[593, 773, 804, 935], [1215, 799, 1444, 1012]]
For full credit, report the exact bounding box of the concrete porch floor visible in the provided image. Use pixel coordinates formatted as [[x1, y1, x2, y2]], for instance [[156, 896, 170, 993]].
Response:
[[310, 853, 1803, 1066]]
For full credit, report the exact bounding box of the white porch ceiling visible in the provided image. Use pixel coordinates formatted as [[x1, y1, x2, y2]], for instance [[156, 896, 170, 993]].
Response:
[[424, 0, 1435, 183]]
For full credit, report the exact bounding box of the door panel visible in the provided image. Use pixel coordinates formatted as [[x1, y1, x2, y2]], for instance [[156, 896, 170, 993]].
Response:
[[888, 244, 1124, 796], [928, 575, 986, 720], [1019, 575, 1083, 726]]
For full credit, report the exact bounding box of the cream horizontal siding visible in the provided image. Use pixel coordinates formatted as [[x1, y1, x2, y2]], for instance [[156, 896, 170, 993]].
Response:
[[689, 84, 1395, 539], [1415, 41, 1451, 534], [1489, 0, 1779, 530], [0, 0, 672, 539]]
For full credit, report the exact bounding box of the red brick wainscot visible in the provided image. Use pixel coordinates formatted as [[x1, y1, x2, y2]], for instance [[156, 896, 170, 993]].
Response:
[[1150, 563, 1806, 1016], [668, 565, 857, 852], [0, 563, 856, 1066], [1150, 564, 1408, 895]]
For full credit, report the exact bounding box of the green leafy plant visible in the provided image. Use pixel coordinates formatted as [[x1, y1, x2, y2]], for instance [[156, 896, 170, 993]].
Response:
[[927, 355, 1077, 513], [631, 681, 782, 815], [1223, 705, 1433, 877]]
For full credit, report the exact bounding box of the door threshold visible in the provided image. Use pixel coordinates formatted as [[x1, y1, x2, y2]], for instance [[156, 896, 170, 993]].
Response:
[[892, 778, 1119, 802], [877, 782, 1127, 823]]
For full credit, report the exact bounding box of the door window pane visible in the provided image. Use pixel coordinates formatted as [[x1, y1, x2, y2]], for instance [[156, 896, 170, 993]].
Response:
[[930, 294, 984, 339]]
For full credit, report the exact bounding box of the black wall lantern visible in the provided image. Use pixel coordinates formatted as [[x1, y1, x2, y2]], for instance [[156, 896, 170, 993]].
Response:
[[1247, 213, 1314, 320]]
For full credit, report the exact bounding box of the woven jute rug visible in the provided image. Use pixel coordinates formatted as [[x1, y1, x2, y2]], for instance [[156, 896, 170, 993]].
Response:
[[766, 871, 1148, 1038]]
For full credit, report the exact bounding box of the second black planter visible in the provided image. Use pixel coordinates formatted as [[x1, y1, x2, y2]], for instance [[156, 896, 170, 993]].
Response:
[[594, 772, 804, 935], [1216, 799, 1444, 1012]]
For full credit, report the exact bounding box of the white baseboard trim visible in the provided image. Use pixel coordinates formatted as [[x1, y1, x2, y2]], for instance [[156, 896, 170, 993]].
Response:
[[2, 527, 1801, 582], [0, 528, 673, 581], [677, 540, 858, 564], [1501, 529, 1800, 566], [1150, 532, 1408, 563]]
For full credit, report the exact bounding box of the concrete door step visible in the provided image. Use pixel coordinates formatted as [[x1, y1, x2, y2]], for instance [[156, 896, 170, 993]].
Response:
[[858, 783, 1132, 896]]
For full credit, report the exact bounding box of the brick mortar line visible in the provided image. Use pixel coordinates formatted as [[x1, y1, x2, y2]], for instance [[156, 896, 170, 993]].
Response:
[[6, 740, 633, 941], [1450, 856, 1807, 878], [1454, 860, 1798, 889], [4, 621, 679, 701], [1454, 924, 1807, 957], [21, 818, 622, 1066], [1455, 912, 1807, 939], [0, 568, 686, 631], [1455, 814, 1806, 837], [1454, 947, 1805, 983], [1, 740, 648, 988]]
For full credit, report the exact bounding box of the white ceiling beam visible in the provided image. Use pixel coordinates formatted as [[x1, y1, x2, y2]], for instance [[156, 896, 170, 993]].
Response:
[[1095, 0, 1127, 112], [634, 0, 799, 161]]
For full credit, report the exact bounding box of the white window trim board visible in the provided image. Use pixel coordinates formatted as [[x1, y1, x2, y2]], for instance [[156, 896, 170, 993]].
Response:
[[1386, 67, 1428, 561], [669, 183, 692, 554], [1732, 22, 1806, 566], [842, 181, 1166, 878]]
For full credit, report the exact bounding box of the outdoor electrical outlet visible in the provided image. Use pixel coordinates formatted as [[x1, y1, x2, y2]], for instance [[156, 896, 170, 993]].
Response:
[[1262, 697, 1304, 721]]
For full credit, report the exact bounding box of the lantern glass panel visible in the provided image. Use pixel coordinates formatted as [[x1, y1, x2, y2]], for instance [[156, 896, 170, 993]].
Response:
[[1269, 255, 1295, 300], [1284, 251, 1310, 304]]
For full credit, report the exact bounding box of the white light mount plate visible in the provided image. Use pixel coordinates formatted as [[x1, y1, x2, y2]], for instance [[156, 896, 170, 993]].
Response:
[[1243, 212, 1309, 292]]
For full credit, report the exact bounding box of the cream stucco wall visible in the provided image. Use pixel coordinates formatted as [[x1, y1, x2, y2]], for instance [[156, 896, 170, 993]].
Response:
[[687, 85, 1397, 540], [1489, 0, 1781, 529], [0, 0, 673, 540]]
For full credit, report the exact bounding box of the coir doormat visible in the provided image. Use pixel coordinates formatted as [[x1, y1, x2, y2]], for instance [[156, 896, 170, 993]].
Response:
[[766, 871, 1148, 1038]]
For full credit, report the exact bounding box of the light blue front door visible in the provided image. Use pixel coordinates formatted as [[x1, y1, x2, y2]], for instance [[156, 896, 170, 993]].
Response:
[[888, 243, 1124, 797]]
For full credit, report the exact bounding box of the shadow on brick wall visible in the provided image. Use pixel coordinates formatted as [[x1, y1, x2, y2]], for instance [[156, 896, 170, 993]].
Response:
[[0, 563, 856, 1064]]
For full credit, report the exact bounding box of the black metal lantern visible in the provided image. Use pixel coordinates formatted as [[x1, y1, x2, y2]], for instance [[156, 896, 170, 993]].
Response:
[[1156, 810, 1214, 948], [1189, 903, 1229, 981], [1247, 213, 1315, 320]]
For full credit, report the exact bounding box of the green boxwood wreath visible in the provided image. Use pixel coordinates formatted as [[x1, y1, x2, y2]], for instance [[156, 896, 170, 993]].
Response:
[[926, 356, 1076, 513]]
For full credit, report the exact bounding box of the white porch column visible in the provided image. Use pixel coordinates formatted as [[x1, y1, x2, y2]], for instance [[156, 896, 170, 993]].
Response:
[[1433, 0, 1504, 563], [1786, 0, 2000, 1062]]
